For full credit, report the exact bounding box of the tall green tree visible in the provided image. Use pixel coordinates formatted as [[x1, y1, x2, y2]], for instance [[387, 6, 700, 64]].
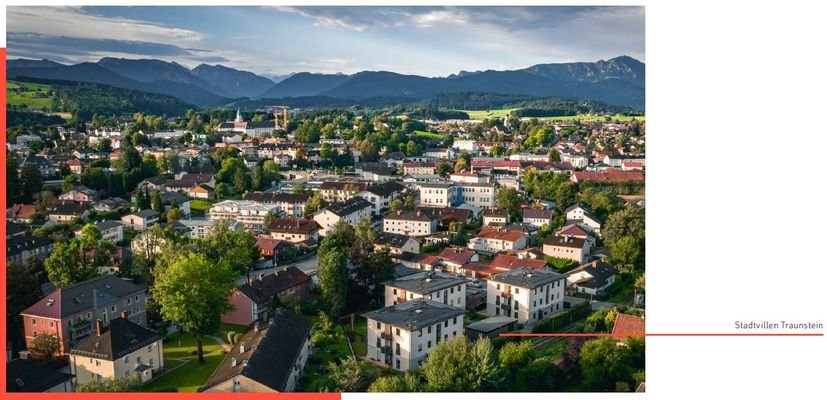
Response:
[[7, 153, 21, 203], [150, 191, 165, 213], [317, 236, 349, 316], [200, 221, 258, 276], [578, 337, 635, 391], [497, 186, 523, 221], [421, 336, 497, 391], [20, 164, 43, 203], [31, 334, 60, 360], [151, 252, 236, 364]]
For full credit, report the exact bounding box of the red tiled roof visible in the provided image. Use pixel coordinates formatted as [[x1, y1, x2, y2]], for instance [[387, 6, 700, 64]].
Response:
[[8, 204, 37, 219], [557, 224, 590, 238], [438, 246, 476, 265], [476, 226, 526, 243], [460, 262, 499, 278], [612, 314, 645, 339], [471, 160, 520, 168], [572, 171, 644, 182], [255, 237, 284, 252], [489, 254, 548, 271], [419, 255, 442, 266]]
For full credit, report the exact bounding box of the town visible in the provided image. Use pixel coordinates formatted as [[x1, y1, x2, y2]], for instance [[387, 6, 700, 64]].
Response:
[[7, 105, 646, 393]]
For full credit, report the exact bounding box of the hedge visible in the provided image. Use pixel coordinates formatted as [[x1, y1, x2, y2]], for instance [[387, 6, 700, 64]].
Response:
[[531, 301, 592, 333]]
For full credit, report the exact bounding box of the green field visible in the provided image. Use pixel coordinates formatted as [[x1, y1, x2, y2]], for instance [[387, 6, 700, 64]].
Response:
[[7, 80, 55, 110], [413, 130, 447, 139], [455, 108, 520, 120], [189, 199, 216, 216], [143, 332, 226, 392]]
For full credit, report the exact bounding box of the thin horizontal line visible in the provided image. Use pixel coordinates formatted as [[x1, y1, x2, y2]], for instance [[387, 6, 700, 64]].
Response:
[[499, 333, 824, 337]]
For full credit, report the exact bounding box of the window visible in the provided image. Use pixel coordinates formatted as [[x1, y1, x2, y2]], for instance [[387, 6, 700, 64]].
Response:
[[147, 344, 153, 352], [137, 356, 142, 364], [125, 356, 130, 363], [31, 319, 36, 326], [418, 330, 422, 337], [150, 358, 154, 366], [427, 326, 432, 334], [428, 340, 432, 348], [453, 317, 457, 325], [125, 369, 130, 377], [395, 343, 401, 355], [396, 359, 400, 369], [515, 288, 520, 294], [376, 322, 381, 329], [393, 289, 397, 295], [396, 328, 400, 336], [418, 343, 422, 352], [111, 305, 116, 312]]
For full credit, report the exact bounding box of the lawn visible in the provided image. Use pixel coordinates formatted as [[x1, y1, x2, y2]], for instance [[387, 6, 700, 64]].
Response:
[[7, 80, 55, 110], [535, 338, 569, 360], [413, 130, 447, 139], [189, 199, 215, 216], [346, 316, 368, 357], [219, 323, 247, 336], [455, 108, 520, 120], [143, 332, 227, 392]]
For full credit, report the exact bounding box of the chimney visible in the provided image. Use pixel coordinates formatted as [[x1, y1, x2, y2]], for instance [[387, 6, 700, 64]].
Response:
[[239, 342, 246, 353], [95, 319, 104, 336], [254, 322, 260, 333], [18, 350, 31, 360], [121, 310, 128, 320], [231, 357, 237, 367], [397, 210, 402, 216]]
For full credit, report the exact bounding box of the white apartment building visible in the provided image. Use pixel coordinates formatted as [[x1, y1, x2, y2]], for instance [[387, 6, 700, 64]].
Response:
[[363, 300, 465, 371], [418, 182, 459, 208], [383, 271, 466, 308], [452, 140, 478, 154], [313, 197, 373, 237], [449, 172, 490, 184], [383, 211, 438, 237], [467, 226, 528, 254], [173, 219, 243, 239], [486, 267, 566, 325], [207, 200, 279, 231], [457, 183, 497, 209]]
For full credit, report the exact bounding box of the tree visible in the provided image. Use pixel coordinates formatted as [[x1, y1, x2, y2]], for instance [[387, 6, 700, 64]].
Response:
[[303, 191, 327, 217], [497, 187, 523, 221], [421, 336, 497, 391], [367, 373, 423, 392], [317, 236, 349, 316], [7, 154, 21, 203], [320, 143, 334, 160], [499, 340, 533, 370], [250, 165, 263, 191], [233, 168, 248, 194], [608, 236, 641, 272], [453, 157, 468, 173], [166, 207, 185, 221], [554, 182, 577, 211], [604, 207, 645, 264], [44, 234, 106, 288], [20, 164, 43, 202], [135, 188, 150, 210], [200, 221, 259, 276], [62, 173, 80, 192], [31, 334, 60, 360], [7, 261, 42, 352], [151, 191, 164, 213], [634, 274, 645, 293], [327, 356, 366, 392], [151, 252, 236, 364], [579, 337, 634, 391], [76, 376, 142, 392], [436, 161, 452, 177], [604, 308, 620, 332], [215, 182, 232, 199]]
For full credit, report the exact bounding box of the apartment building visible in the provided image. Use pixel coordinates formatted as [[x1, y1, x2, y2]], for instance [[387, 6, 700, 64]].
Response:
[[383, 210, 438, 237], [486, 267, 566, 324], [418, 182, 459, 208], [383, 271, 466, 307], [208, 200, 279, 231], [313, 197, 373, 237]]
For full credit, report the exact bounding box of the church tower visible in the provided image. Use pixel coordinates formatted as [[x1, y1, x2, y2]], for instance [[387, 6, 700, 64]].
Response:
[[235, 109, 242, 123]]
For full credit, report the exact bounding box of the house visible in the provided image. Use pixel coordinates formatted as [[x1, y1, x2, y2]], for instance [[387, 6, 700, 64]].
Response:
[[160, 191, 191, 218], [164, 179, 199, 192], [402, 162, 436, 175], [522, 208, 553, 228], [7, 234, 53, 264], [486, 267, 566, 324], [69, 316, 163, 385], [383, 210, 438, 237], [20, 275, 148, 355], [266, 218, 320, 244], [254, 238, 290, 261], [188, 184, 215, 200], [486, 253, 548, 273], [223, 267, 311, 326], [137, 176, 167, 191], [176, 173, 216, 188], [456, 182, 497, 209], [92, 197, 131, 212], [611, 314, 645, 341], [374, 232, 421, 255], [363, 299, 465, 371], [49, 201, 91, 223], [356, 180, 406, 216], [437, 246, 479, 273], [467, 226, 528, 254], [171, 219, 243, 239], [208, 200, 279, 231], [357, 162, 397, 182], [543, 235, 591, 264], [318, 181, 368, 203], [418, 182, 459, 208], [482, 208, 509, 226], [313, 197, 373, 237], [22, 154, 54, 177], [424, 147, 456, 160], [6, 359, 74, 392], [120, 210, 160, 231], [565, 204, 603, 234], [8, 204, 37, 223], [383, 271, 466, 308], [416, 207, 474, 227], [59, 186, 98, 202], [204, 309, 312, 392], [79, 220, 124, 243], [381, 151, 406, 169], [450, 171, 489, 184], [564, 260, 619, 296], [244, 192, 310, 218]]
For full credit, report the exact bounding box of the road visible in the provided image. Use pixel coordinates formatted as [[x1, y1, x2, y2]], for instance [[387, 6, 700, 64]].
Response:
[[236, 254, 319, 285]]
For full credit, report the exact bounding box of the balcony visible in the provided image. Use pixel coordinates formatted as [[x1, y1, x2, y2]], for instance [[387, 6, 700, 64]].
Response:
[[69, 319, 92, 333], [500, 303, 511, 311], [381, 345, 392, 355], [380, 332, 393, 341], [501, 292, 512, 298]]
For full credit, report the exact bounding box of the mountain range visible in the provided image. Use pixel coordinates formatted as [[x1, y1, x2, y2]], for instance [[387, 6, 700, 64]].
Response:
[[8, 56, 645, 110]]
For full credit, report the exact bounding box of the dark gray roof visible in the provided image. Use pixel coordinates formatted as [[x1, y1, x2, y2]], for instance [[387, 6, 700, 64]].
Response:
[[203, 309, 312, 392], [362, 181, 405, 197], [95, 220, 123, 231], [544, 234, 588, 249], [22, 275, 145, 319], [133, 209, 160, 219], [392, 263, 420, 278], [565, 260, 618, 289], [70, 318, 160, 361], [489, 267, 565, 289], [6, 359, 74, 392], [6, 221, 26, 237], [383, 271, 465, 295], [160, 191, 189, 205], [51, 201, 90, 215], [375, 232, 416, 248], [6, 234, 52, 258], [237, 267, 311, 306], [466, 316, 518, 333], [326, 197, 372, 217], [362, 299, 465, 331]]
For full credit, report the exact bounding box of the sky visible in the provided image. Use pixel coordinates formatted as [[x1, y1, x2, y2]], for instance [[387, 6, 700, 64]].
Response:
[[6, 6, 645, 78]]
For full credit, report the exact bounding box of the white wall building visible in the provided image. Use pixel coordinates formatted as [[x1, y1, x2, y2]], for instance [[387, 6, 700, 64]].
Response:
[[486, 268, 566, 325]]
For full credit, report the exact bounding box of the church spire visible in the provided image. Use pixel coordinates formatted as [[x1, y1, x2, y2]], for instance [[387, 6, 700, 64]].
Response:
[[235, 109, 242, 122]]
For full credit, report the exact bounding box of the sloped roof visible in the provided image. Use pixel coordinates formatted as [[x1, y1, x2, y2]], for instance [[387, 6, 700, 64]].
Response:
[[70, 318, 160, 361]]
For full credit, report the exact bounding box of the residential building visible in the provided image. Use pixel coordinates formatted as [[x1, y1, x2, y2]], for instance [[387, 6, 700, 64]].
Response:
[[171, 219, 243, 239], [7, 234, 53, 264], [457, 182, 497, 209], [418, 182, 459, 208], [437, 246, 479, 273], [374, 232, 421, 255], [449, 171, 489, 184], [49, 201, 91, 223], [120, 210, 160, 231], [318, 181, 368, 203], [565, 204, 603, 234], [402, 162, 436, 175], [69, 316, 163, 385], [467, 226, 528, 254], [7, 359, 74, 392], [223, 267, 311, 326], [59, 187, 98, 202], [522, 208, 553, 228], [383, 210, 438, 237], [208, 200, 279, 231], [363, 299, 465, 371], [313, 197, 373, 237], [265, 218, 320, 244], [486, 267, 566, 324], [188, 184, 215, 200], [20, 275, 148, 354], [542, 235, 592, 264], [356, 181, 406, 216], [383, 271, 466, 308], [416, 207, 474, 227], [203, 309, 312, 392], [7, 204, 37, 223], [564, 260, 618, 296], [611, 314, 645, 342], [244, 192, 310, 218], [160, 192, 191, 219], [482, 208, 509, 226], [76, 220, 124, 243]]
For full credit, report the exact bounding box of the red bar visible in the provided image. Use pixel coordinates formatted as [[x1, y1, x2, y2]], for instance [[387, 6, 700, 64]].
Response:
[[500, 333, 824, 337]]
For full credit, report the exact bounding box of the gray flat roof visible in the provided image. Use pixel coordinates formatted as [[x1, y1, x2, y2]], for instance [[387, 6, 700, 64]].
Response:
[[466, 316, 518, 333], [383, 271, 465, 295], [362, 299, 465, 331]]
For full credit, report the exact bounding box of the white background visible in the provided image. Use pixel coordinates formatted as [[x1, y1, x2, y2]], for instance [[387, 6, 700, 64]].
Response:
[[3, 1, 826, 398]]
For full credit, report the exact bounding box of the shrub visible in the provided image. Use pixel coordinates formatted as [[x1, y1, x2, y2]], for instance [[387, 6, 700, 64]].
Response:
[[532, 301, 592, 333], [227, 331, 237, 345]]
